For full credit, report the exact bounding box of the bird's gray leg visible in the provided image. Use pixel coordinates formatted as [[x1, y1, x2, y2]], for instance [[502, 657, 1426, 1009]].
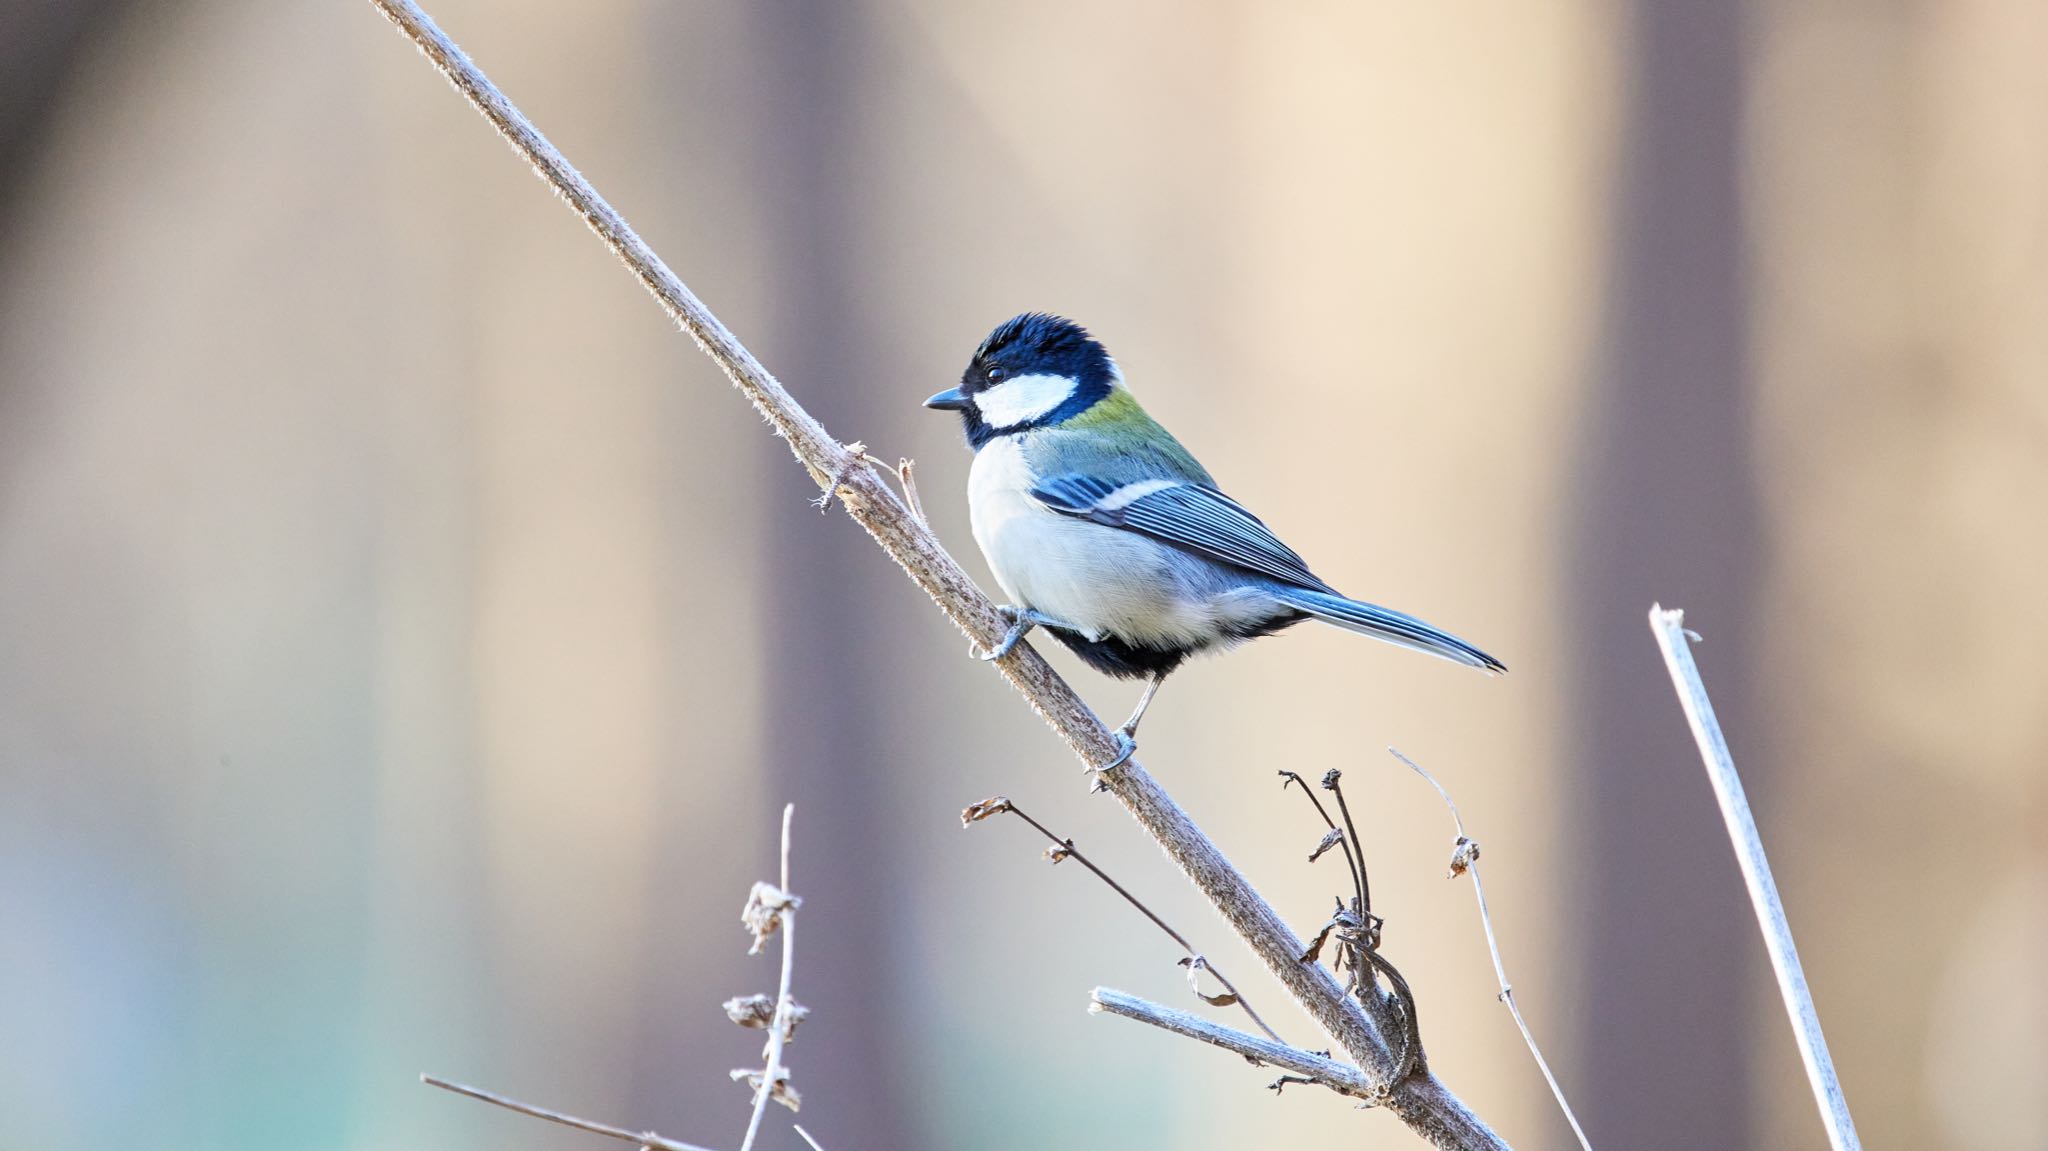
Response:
[[977, 606, 1070, 662], [1098, 672, 1167, 772], [1121, 672, 1166, 738]]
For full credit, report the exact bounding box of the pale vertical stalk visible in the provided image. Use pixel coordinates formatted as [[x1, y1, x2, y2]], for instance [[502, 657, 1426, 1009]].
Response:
[[1648, 606, 1861, 1151], [739, 804, 798, 1151]]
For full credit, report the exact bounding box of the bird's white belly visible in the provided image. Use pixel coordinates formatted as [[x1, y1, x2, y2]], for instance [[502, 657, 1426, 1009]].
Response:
[[967, 438, 1238, 648]]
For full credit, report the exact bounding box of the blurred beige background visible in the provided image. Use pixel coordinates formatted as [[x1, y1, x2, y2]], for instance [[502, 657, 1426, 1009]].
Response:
[[0, 2, 2041, 1149]]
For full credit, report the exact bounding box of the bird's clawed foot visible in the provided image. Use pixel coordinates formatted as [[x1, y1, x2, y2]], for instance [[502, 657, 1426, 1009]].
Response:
[[810, 441, 873, 513], [976, 605, 1066, 662], [1096, 727, 1139, 773]]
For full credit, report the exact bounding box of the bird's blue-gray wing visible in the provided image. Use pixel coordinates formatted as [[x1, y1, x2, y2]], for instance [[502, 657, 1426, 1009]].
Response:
[[1030, 475, 1332, 592]]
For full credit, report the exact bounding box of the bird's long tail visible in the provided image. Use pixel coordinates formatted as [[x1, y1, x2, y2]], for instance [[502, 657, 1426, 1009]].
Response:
[[1270, 587, 1506, 674]]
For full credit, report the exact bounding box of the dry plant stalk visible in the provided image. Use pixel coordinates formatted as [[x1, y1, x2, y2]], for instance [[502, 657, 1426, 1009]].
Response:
[[365, 1, 1505, 1145]]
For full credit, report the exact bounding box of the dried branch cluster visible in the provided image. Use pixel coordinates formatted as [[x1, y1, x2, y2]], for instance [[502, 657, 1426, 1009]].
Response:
[[966, 755, 1591, 1151]]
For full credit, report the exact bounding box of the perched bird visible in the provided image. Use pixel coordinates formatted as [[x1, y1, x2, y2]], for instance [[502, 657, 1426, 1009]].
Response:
[[926, 312, 1503, 768]]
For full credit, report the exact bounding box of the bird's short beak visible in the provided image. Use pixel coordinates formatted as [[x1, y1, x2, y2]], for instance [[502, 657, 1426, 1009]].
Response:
[[923, 387, 971, 412]]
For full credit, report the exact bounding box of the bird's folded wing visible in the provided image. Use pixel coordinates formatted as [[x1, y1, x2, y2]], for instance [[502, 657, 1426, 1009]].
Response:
[[1030, 474, 1331, 591]]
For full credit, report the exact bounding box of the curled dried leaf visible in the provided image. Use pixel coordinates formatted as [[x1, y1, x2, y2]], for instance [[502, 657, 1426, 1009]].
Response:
[[1300, 920, 1336, 965], [778, 999, 811, 1044], [1362, 948, 1422, 1082], [734, 998, 812, 1048], [1448, 835, 1481, 878], [1362, 910, 1385, 952], [723, 993, 776, 1029], [1179, 955, 1238, 1006], [741, 882, 801, 954], [960, 796, 1013, 826], [1044, 841, 1073, 864], [1308, 827, 1347, 863], [729, 1068, 802, 1113]]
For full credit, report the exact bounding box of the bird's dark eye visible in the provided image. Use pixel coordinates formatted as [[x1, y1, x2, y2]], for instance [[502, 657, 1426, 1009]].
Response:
[[985, 365, 1006, 384]]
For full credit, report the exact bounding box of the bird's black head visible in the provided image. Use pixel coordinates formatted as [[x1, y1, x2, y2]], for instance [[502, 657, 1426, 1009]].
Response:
[[925, 312, 1118, 449]]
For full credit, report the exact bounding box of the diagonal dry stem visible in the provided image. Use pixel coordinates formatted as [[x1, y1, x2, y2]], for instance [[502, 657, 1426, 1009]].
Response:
[[1089, 988, 1376, 1100], [421, 1076, 717, 1151]]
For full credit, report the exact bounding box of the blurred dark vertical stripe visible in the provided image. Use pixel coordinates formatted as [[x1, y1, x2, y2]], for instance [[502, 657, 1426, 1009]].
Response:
[[0, 0, 133, 222], [1571, 1, 1759, 1147], [0, 0, 135, 454], [0, 0, 133, 505], [732, 2, 920, 1148]]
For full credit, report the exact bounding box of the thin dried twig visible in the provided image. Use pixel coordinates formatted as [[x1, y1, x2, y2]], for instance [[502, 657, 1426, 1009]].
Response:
[[1322, 769, 1374, 915], [420, 1076, 717, 1151], [1286, 770, 1417, 1081], [738, 805, 801, 1151], [1648, 607, 1861, 1151], [1089, 989, 1377, 1101], [963, 796, 1283, 1043], [896, 459, 929, 530], [1279, 771, 1367, 919], [1388, 749, 1592, 1151], [364, 4, 1505, 1143]]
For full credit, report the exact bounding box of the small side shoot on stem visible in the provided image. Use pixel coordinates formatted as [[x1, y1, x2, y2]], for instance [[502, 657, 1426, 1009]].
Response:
[[963, 795, 1281, 1043]]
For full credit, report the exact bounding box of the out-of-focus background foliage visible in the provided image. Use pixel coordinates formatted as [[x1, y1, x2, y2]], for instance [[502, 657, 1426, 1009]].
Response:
[[1, 1, 2042, 1148]]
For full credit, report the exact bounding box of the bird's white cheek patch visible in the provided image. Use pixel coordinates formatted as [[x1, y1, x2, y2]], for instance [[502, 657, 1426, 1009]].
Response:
[[976, 373, 1077, 428]]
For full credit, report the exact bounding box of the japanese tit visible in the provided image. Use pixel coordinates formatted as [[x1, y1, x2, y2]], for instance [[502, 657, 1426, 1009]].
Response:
[[926, 312, 1503, 768]]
